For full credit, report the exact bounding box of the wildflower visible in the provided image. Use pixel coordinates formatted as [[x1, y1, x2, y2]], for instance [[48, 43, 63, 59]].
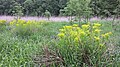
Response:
[[19, 20, 25, 24], [74, 32, 78, 37], [23, 24, 26, 26], [104, 33, 109, 37], [82, 24, 89, 29], [0, 20, 6, 23], [70, 31, 75, 36], [99, 44, 104, 47], [10, 22, 14, 25], [73, 24, 78, 27], [64, 26, 72, 29], [59, 29, 65, 32], [74, 37, 79, 42], [94, 36, 100, 41], [94, 29, 101, 33], [27, 21, 32, 25], [108, 32, 112, 35], [86, 30, 90, 36], [16, 24, 19, 26], [94, 23, 101, 27], [93, 26, 98, 29], [80, 31, 86, 36], [76, 27, 81, 30], [58, 33, 65, 38], [101, 34, 105, 37], [102, 32, 112, 38]]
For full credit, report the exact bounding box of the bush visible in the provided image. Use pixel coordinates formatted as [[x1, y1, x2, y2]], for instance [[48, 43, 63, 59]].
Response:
[[0, 20, 6, 25], [56, 23, 112, 66], [9, 19, 44, 37], [0, 20, 7, 31]]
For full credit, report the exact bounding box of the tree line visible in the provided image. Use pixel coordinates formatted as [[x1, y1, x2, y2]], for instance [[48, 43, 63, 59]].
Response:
[[0, 0, 68, 16], [0, 0, 119, 17]]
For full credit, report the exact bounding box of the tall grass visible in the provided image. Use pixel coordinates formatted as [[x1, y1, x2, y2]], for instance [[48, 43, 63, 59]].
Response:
[[0, 19, 119, 67]]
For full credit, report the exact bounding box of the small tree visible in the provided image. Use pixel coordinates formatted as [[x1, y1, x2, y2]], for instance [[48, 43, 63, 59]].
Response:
[[44, 10, 51, 20], [61, 0, 92, 25], [12, 2, 23, 20]]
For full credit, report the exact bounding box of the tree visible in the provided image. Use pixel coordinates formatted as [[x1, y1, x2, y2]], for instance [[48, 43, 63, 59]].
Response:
[[90, 0, 120, 18], [12, 2, 23, 19], [90, 0, 120, 30], [44, 10, 51, 20], [61, 0, 92, 25], [0, 0, 15, 15], [23, 0, 35, 16]]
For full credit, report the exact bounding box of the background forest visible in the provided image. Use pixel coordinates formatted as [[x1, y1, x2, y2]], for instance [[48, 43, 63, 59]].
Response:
[[0, 0, 120, 18]]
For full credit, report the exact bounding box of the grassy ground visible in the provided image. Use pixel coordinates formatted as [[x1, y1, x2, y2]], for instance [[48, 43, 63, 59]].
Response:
[[0, 20, 120, 66]]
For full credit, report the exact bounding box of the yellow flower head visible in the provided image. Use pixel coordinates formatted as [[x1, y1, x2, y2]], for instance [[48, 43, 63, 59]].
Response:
[[59, 29, 65, 32], [19, 20, 25, 24], [58, 33, 65, 38], [0, 20, 6, 24], [99, 44, 104, 47], [23, 24, 27, 26], [93, 23, 101, 27], [27, 21, 32, 25], [102, 32, 112, 38], [74, 37, 79, 42], [72, 24, 78, 27], [64, 26, 72, 29], [108, 32, 112, 35], [74, 32, 78, 37], [16, 24, 19, 26], [94, 36, 100, 41], [82, 24, 89, 29], [101, 34, 105, 37], [70, 31, 74, 35], [76, 27, 81, 30], [10, 22, 14, 25], [94, 29, 102, 33], [80, 31, 86, 36], [93, 26, 97, 29]]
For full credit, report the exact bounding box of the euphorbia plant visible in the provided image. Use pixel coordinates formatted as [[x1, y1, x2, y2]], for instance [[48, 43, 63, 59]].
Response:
[[56, 22, 112, 66]]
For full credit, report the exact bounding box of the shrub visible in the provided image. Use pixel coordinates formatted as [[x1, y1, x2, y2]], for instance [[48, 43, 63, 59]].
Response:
[[56, 23, 112, 66], [9, 19, 43, 37], [0, 20, 7, 31], [0, 20, 6, 25]]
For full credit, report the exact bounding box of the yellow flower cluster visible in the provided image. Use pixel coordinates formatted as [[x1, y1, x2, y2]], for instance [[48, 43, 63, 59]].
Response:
[[9, 19, 41, 27], [58, 24, 89, 43], [102, 32, 112, 38], [58, 33, 65, 38], [58, 23, 112, 46], [0, 20, 6, 25], [94, 29, 102, 33], [82, 24, 90, 30], [94, 36, 100, 41], [93, 23, 101, 29]]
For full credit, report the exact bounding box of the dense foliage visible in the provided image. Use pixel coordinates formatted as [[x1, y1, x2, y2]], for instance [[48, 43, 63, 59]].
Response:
[[0, 0, 68, 16], [0, 0, 120, 17], [90, 0, 120, 18]]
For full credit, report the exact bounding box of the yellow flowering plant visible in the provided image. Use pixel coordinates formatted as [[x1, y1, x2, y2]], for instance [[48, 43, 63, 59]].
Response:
[[0, 20, 7, 31], [56, 23, 112, 66], [0, 20, 6, 26], [9, 19, 43, 37]]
